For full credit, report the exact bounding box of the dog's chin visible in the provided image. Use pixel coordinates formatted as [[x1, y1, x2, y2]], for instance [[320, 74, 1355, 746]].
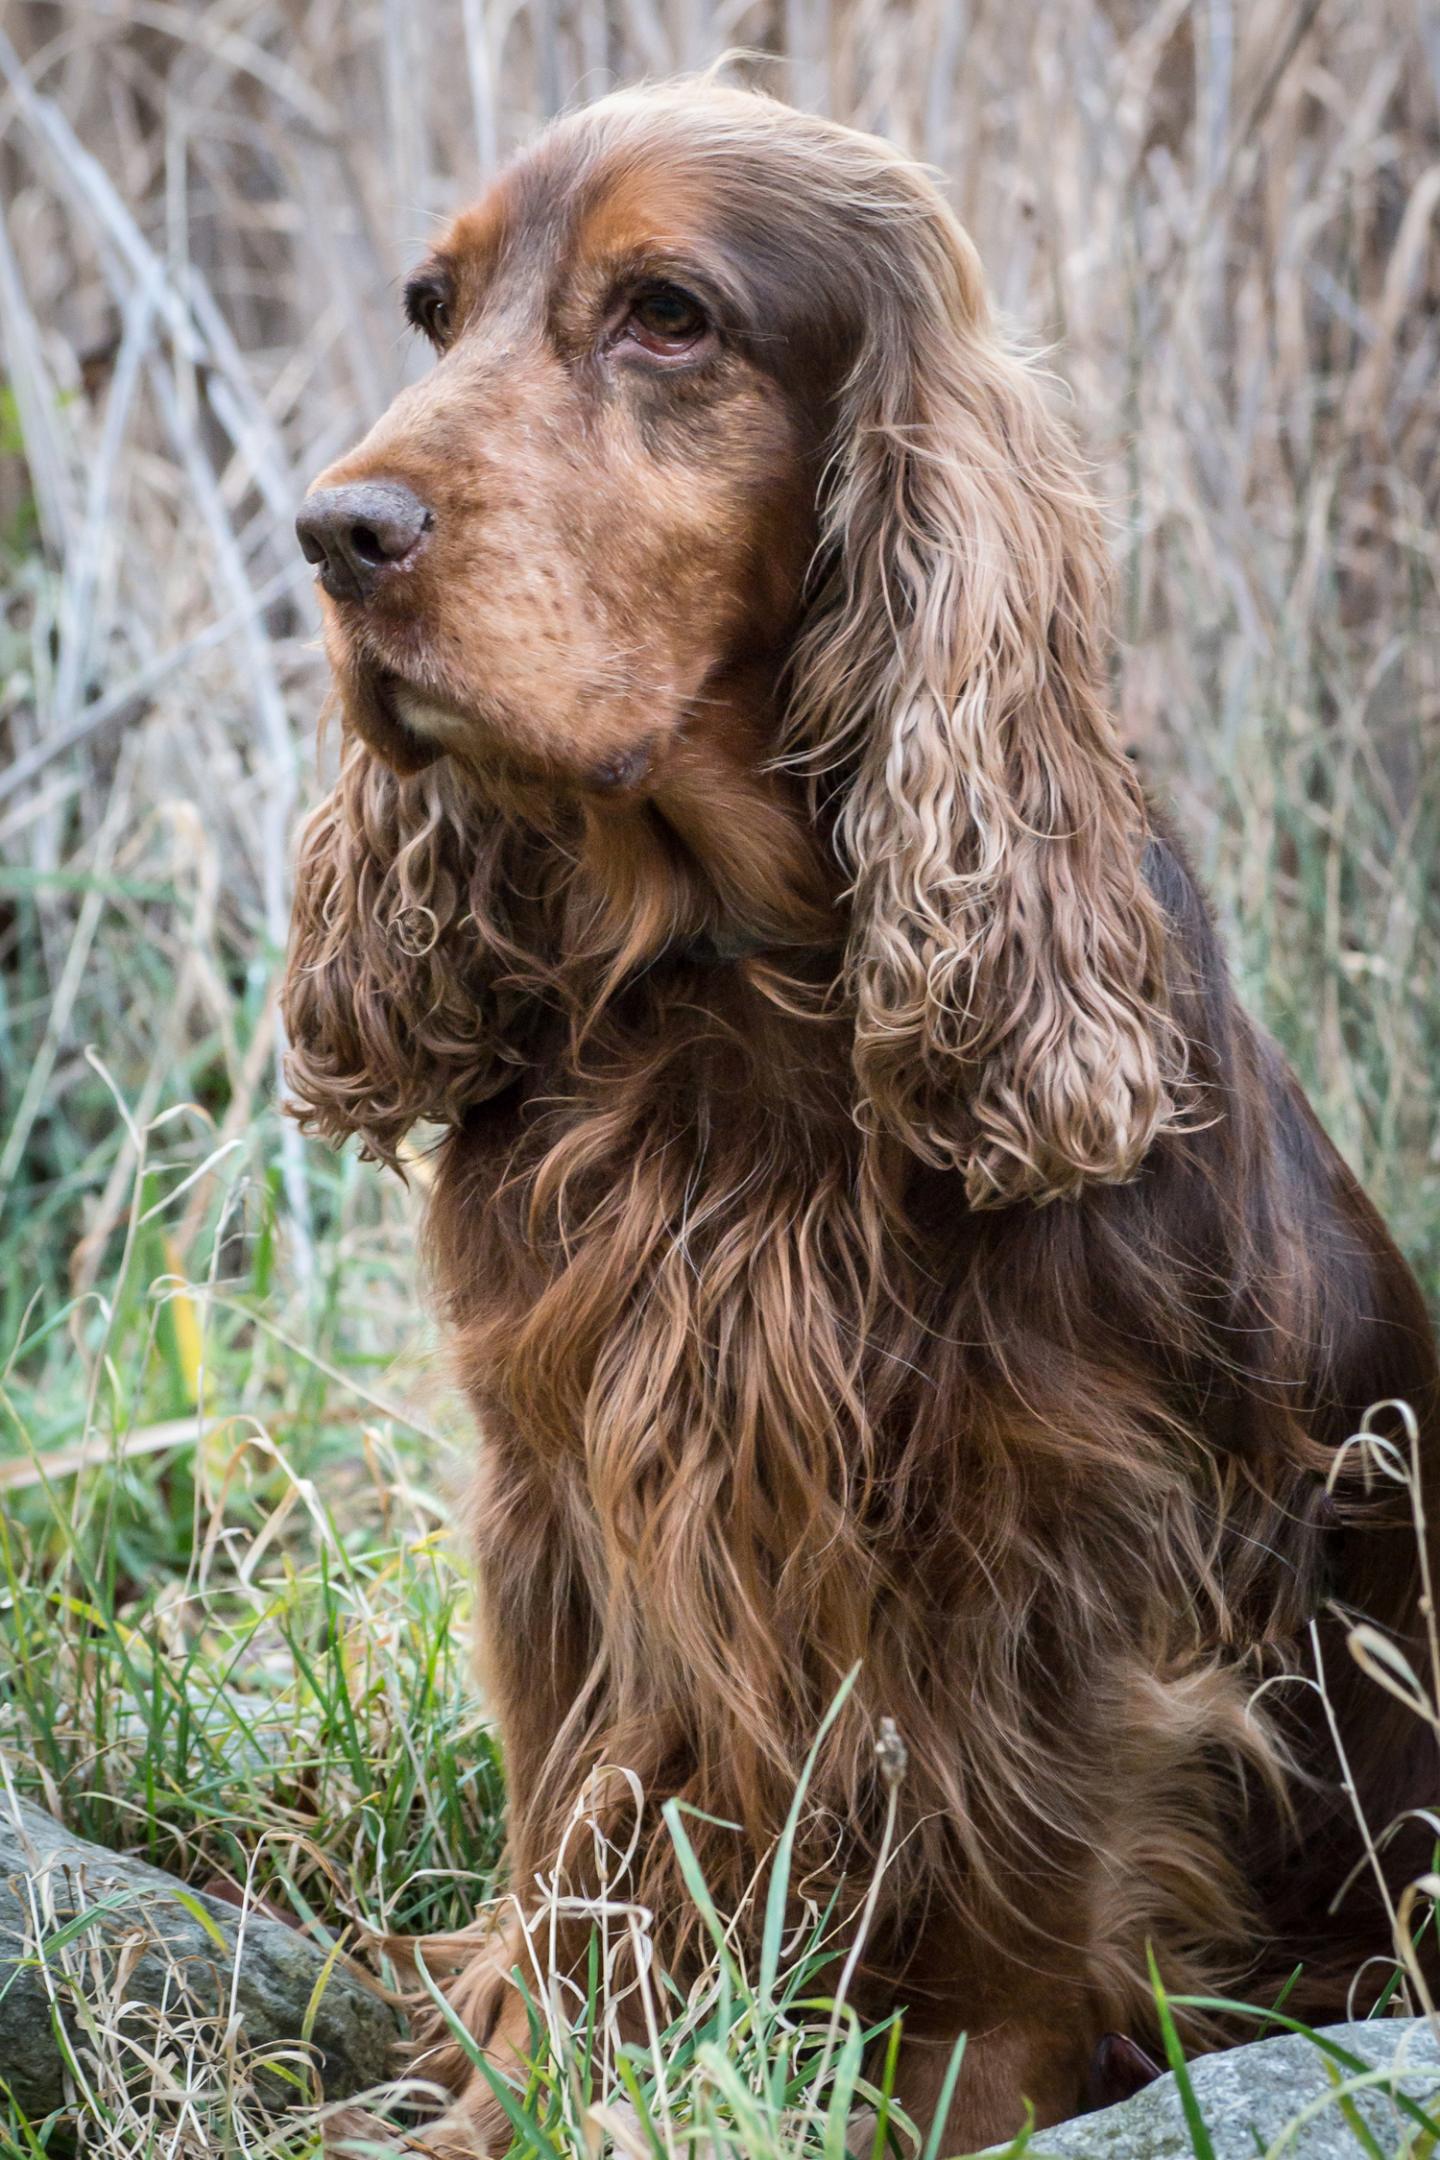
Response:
[[342, 668, 447, 776]]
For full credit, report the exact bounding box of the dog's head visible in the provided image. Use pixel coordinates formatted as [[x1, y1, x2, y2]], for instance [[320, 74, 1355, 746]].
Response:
[[286, 81, 1186, 1204], [297, 84, 825, 796]]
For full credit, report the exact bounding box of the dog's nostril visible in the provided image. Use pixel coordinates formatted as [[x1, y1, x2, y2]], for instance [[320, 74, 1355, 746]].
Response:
[[349, 523, 387, 567], [295, 479, 433, 601]]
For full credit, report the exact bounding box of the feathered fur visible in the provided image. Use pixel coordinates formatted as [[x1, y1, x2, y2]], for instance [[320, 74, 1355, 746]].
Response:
[[282, 80, 1439, 2144]]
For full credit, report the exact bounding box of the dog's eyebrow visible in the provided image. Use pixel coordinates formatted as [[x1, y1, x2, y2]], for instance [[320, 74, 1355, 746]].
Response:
[[564, 160, 748, 302], [589, 242, 744, 318]]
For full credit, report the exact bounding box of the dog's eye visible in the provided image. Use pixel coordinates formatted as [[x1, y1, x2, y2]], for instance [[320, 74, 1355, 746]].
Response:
[[405, 279, 452, 348], [624, 284, 709, 357]]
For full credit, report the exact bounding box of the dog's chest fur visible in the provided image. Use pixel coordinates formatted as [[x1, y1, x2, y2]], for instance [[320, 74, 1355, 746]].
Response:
[[414, 970, 1322, 2030], [433, 968, 883, 1469]]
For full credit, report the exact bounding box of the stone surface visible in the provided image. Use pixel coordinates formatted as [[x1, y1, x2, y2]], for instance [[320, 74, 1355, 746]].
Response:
[[0, 1791, 401, 2112], [1022, 2019, 1440, 2158]]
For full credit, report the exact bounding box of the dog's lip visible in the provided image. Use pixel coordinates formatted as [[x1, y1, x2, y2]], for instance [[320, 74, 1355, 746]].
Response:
[[365, 665, 422, 724], [349, 652, 456, 730], [360, 660, 546, 767], [342, 662, 448, 774], [586, 736, 656, 794], [345, 656, 660, 795], [367, 664, 419, 711], [346, 634, 452, 715], [375, 668, 474, 742]]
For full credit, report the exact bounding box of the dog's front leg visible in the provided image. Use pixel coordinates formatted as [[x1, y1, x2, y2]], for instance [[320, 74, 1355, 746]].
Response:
[[893, 2008, 1095, 2151]]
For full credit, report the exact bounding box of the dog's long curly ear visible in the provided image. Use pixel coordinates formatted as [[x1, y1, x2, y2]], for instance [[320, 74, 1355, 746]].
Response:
[[787, 172, 1188, 1208], [280, 734, 542, 1164]]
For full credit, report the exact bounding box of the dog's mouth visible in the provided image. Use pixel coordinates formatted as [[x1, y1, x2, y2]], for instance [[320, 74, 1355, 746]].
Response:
[[343, 654, 663, 800], [342, 665, 450, 776]]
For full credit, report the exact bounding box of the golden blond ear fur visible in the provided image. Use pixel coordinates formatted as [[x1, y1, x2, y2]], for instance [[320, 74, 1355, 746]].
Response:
[[281, 736, 552, 1161], [784, 144, 1189, 1207]]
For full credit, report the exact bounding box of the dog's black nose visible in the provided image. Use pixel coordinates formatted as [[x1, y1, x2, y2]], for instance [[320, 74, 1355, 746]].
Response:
[[295, 480, 432, 602]]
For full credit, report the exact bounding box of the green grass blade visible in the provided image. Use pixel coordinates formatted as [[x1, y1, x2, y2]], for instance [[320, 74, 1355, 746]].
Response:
[[1148, 1945, 1217, 2160], [759, 1666, 858, 2009]]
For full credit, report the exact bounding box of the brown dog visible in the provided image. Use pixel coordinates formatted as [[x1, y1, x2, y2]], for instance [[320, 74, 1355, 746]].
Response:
[[282, 80, 1439, 2147]]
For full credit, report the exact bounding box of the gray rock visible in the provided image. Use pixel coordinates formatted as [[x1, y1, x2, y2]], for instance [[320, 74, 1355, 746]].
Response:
[[1024, 2019, 1440, 2158], [0, 1791, 401, 2112]]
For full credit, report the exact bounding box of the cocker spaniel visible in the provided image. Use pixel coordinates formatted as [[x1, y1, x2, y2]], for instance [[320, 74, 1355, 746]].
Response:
[[282, 79, 1439, 2146]]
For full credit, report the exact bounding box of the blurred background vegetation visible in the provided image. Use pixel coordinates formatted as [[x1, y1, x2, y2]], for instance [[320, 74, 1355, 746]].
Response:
[[0, 0, 1437, 2144], [5, 0, 1440, 1331]]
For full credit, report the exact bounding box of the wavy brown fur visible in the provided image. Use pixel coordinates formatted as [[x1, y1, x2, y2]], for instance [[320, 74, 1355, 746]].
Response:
[[281, 79, 1440, 2146]]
